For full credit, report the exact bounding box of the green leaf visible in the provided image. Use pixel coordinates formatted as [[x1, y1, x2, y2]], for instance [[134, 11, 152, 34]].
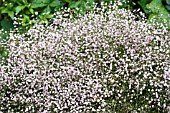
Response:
[[42, 0, 51, 4], [86, 0, 95, 4], [1, 8, 8, 13], [146, 0, 169, 17], [69, 1, 81, 8], [1, 20, 13, 31], [146, 0, 163, 13], [0, 32, 8, 40], [32, 0, 50, 5], [22, 14, 30, 23], [25, 10, 31, 14], [146, 0, 170, 18], [8, 11, 14, 19], [54, 6, 62, 11], [138, 0, 152, 14], [23, 0, 28, 4], [79, 7, 85, 15], [39, 15, 44, 20], [84, 2, 92, 10], [42, 6, 51, 14], [31, 3, 47, 8], [1, 50, 8, 57], [65, 0, 72, 3], [165, 5, 170, 11], [24, 14, 30, 19], [146, 0, 170, 29], [45, 14, 53, 19], [29, 8, 34, 14], [148, 14, 157, 20], [21, 5, 26, 9], [49, 0, 61, 7], [12, 0, 23, 5], [15, 6, 22, 14], [44, 20, 48, 25], [53, 1, 64, 11]]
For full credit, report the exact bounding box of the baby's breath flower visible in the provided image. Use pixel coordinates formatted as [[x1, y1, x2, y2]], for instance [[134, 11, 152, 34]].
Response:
[[0, 1, 170, 112]]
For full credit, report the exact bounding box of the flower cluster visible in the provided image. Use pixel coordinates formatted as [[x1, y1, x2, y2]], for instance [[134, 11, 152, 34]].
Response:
[[0, 2, 170, 113]]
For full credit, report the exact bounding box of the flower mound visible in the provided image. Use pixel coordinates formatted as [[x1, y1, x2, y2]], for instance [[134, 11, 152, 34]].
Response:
[[0, 2, 170, 113]]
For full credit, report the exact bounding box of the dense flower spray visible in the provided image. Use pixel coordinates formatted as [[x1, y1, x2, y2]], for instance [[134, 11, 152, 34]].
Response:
[[0, 1, 170, 113]]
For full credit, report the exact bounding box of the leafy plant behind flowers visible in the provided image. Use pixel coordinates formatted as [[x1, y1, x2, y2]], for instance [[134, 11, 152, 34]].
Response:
[[0, 0, 63, 30]]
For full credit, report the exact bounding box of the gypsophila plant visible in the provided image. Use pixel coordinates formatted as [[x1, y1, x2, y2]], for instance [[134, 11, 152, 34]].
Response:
[[0, 1, 170, 112]]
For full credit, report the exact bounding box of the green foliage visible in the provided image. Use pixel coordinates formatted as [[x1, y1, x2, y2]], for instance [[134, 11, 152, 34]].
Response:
[[138, 0, 170, 29], [68, 0, 96, 15], [30, 0, 64, 24], [0, 2, 14, 19], [31, 0, 63, 12], [0, 20, 13, 31], [0, 30, 9, 64], [0, 46, 9, 64], [0, 0, 63, 30], [138, 0, 152, 13]]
